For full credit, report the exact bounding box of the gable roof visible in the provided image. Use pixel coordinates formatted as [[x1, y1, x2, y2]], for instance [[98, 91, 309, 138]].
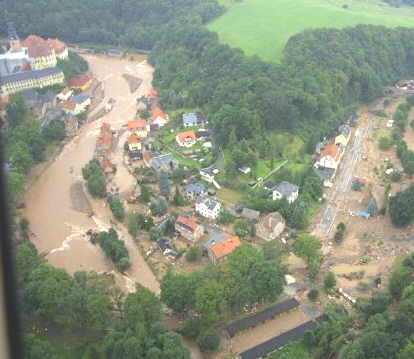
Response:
[[47, 38, 66, 54], [151, 103, 166, 120], [274, 181, 299, 197], [196, 196, 221, 211], [96, 133, 113, 147], [176, 215, 200, 232], [338, 124, 351, 138], [183, 112, 198, 125], [68, 74, 91, 88], [177, 130, 196, 143], [128, 119, 147, 130], [204, 231, 228, 249], [209, 236, 241, 260], [320, 143, 340, 159], [63, 100, 76, 110], [185, 182, 206, 195], [23, 35, 53, 58], [241, 208, 260, 220], [128, 134, 140, 144], [0, 67, 62, 85], [72, 93, 90, 104]]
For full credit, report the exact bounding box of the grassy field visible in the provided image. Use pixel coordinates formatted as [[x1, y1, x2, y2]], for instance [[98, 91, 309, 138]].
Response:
[[209, 0, 414, 62]]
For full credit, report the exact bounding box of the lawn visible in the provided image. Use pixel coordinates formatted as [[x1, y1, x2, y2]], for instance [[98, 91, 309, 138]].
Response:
[[208, 0, 414, 62], [218, 187, 245, 203]]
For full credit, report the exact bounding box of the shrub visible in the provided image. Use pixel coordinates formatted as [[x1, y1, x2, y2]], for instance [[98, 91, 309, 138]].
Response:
[[181, 317, 205, 339], [378, 136, 392, 151], [308, 289, 319, 301], [197, 328, 220, 353], [186, 246, 201, 262], [108, 196, 125, 221], [324, 272, 337, 292], [390, 171, 402, 182]]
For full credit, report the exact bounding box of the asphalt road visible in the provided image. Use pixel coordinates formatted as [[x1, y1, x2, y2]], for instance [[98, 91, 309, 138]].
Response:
[[317, 115, 372, 237]]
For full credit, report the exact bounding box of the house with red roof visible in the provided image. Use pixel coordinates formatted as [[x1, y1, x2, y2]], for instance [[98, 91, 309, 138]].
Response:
[[176, 130, 197, 147], [151, 103, 168, 128], [68, 74, 93, 91], [207, 236, 241, 264], [175, 215, 204, 242], [22, 35, 57, 70], [128, 119, 149, 138], [314, 142, 343, 170], [47, 38, 68, 60], [127, 134, 142, 152]]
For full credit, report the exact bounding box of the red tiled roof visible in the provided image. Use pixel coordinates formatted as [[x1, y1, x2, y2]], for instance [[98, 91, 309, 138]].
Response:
[[149, 88, 159, 98], [143, 151, 152, 164], [47, 38, 66, 54], [176, 215, 199, 232], [209, 236, 241, 260], [63, 100, 76, 110], [177, 130, 196, 143], [68, 74, 91, 88], [320, 143, 340, 159], [23, 35, 52, 58], [128, 119, 147, 130], [151, 103, 167, 120], [101, 158, 114, 170], [128, 134, 141, 144]]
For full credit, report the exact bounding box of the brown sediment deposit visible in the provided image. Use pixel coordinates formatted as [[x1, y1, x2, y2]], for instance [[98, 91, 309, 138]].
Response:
[[24, 54, 159, 294]]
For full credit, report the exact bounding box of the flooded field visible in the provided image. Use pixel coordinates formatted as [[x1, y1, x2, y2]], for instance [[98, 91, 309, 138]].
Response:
[[24, 54, 159, 294]]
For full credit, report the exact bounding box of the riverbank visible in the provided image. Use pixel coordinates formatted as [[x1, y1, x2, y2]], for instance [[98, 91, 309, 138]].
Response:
[[23, 54, 159, 294]]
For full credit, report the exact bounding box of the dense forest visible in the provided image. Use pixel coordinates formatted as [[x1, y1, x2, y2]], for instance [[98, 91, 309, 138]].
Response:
[[16, 241, 190, 358], [5, 0, 224, 50]]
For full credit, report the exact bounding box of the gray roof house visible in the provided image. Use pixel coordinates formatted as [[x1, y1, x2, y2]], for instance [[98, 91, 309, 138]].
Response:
[[203, 231, 228, 251], [185, 182, 207, 199], [183, 112, 205, 127], [240, 208, 260, 221], [272, 181, 299, 204]]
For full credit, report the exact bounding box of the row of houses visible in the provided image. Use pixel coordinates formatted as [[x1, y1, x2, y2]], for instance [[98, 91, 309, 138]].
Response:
[[314, 124, 352, 187]]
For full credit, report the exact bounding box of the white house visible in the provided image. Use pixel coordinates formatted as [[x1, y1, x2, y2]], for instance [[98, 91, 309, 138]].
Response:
[[195, 196, 222, 220], [200, 167, 219, 183], [176, 130, 197, 147], [272, 181, 299, 203], [314, 143, 342, 170], [56, 88, 73, 101]]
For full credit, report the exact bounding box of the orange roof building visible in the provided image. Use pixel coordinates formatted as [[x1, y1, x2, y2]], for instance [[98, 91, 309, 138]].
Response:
[[128, 119, 147, 130], [47, 38, 67, 56], [96, 133, 113, 152], [176, 130, 197, 147], [175, 215, 203, 242], [208, 236, 241, 264], [68, 74, 92, 91], [320, 143, 340, 160]]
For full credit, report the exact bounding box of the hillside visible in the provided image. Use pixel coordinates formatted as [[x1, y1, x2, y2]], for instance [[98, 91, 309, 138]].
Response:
[[208, 0, 414, 62]]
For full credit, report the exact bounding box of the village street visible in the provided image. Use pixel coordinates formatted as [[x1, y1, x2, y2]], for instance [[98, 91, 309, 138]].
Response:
[[24, 54, 160, 294]]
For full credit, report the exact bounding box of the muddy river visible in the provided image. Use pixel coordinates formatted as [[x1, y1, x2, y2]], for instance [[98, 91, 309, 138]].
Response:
[[24, 54, 159, 294]]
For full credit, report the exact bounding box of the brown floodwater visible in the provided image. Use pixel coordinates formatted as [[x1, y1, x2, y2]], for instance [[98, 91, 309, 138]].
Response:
[[24, 54, 159, 294]]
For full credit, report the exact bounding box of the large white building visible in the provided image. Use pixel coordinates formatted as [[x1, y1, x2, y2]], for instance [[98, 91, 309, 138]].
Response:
[[195, 196, 222, 220]]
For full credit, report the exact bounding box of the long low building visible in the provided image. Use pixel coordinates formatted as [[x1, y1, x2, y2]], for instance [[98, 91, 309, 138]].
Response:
[[239, 320, 317, 359], [226, 298, 300, 338], [0, 67, 64, 97]]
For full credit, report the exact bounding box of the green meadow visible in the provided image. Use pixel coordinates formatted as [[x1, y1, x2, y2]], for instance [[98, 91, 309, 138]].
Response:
[[209, 0, 414, 62]]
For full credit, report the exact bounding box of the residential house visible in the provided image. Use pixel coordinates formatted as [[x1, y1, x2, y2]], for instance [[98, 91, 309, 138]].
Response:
[[151, 103, 168, 128], [239, 167, 251, 175], [176, 130, 197, 147], [143, 152, 179, 172], [127, 134, 142, 152], [96, 123, 113, 153], [207, 236, 241, 265], [158, 238, 180, 259], [264, 181, 277, 191], [128, 119, 149, 138], [183, 112, 205, 127], [335, 124, 351, 147], [185, 182, 207, 199], [256, 212, 286, 241], [175, 215, 204, 242], [195, 196, 222, 220], [56, 88, 73, 101], [196, 129, 210, 140], [22, 35, 57, 70], [100, 158, 116, 174], [272, 181, 299, 203], [203, 231, 228, 252], [63, 94, 90, 115], [47, 38, 69, 60], [68, 74, 93, 92], [200, 167, 219, 184], [314, 143, 342, 170]]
